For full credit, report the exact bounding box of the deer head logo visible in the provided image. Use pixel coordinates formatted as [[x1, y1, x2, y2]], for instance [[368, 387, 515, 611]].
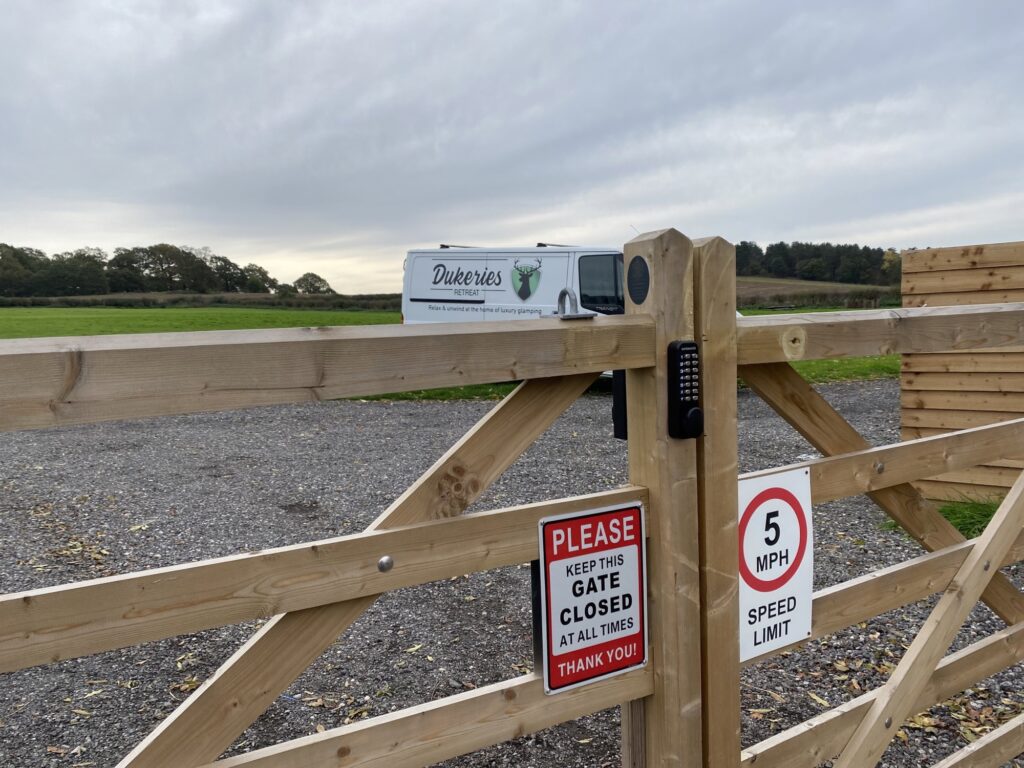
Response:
[[511, 259, 542, 301]]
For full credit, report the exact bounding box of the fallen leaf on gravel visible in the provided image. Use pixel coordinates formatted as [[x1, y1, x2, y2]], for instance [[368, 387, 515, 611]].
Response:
[[72, 709, 91, 717], [47, 746, 68, 755], [808, 692, 830, 707], [172, 676, 200, 692], [315, 724, 325, 733], [404, 643, 423, 654]]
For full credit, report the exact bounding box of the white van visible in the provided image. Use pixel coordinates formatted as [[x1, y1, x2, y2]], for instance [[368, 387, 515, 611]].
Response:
[[401, 245, 624, 323]]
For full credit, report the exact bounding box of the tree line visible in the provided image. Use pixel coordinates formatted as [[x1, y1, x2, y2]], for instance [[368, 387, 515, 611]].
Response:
[[0, 239, 901, 299], [0, 243, 334, 298], [736, 241, 901, 285]]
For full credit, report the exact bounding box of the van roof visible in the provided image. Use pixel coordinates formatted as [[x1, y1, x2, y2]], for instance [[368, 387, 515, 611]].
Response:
[[409, 246, 621, 254]]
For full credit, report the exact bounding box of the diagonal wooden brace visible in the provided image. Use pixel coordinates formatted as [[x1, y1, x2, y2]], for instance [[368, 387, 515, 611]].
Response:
[[739, 362, 1024, 625], [118, 373, 598, 768], [833, 468, 1024, 767]]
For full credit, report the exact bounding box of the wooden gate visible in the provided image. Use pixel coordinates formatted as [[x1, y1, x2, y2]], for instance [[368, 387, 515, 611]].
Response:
[[0, 230, 735, 767], [3, 228, 1024, 766], [722, 298, 1024, 767]]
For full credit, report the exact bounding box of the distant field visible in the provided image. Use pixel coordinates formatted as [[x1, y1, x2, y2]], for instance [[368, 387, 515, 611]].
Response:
[[736, 276, 894, 301], [0, 307, 400, 339]]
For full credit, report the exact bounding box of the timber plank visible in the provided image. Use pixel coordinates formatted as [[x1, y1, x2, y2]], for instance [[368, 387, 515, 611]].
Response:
[[740, 362, 1024, 625], [903, 289, 1024, 307], [901, 241, 1024, 273], [740, 417, 1024, 505], [0, 488, 647, 673], [693, 236, 741, 768], [903, 390, 1024, 412], [902, 352, 1024, 374], [736, 303, 1024, 364], [904, 265, 1024, 295], [902, 372, 1024, 393], [204, 668, 654, 768], [741, 531, 1024, 667], [928, 466, 1020, 487], [621, 228, 703, 768], [0, 318, 654, 432], [740, 621, 1024, 768], [900, 408, 1017, 430], [911, 480, 1008, 503], [929, 711, 1024, 768]]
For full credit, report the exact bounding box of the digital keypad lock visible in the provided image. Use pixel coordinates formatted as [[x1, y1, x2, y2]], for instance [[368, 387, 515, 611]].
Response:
[[667, 340, 704, 439]]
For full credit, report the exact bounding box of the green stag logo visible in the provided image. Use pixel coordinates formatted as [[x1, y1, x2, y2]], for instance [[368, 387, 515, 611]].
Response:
[[511, 259, 542, 301]]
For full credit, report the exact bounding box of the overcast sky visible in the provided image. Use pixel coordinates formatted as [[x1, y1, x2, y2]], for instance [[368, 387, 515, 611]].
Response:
[[2, 1, 1022, 292]]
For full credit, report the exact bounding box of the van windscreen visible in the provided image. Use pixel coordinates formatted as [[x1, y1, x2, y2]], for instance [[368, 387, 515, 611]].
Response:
[[578, 253, 624, 314]]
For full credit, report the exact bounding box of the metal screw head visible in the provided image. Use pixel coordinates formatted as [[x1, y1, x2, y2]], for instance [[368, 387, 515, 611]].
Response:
[[983, 560, 991, 572], [884, 717, 892, 728], [377, 555, 394, 573]]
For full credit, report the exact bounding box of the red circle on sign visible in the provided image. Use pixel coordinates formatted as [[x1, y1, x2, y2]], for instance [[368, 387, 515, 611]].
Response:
[[738, 487, 808, 592]]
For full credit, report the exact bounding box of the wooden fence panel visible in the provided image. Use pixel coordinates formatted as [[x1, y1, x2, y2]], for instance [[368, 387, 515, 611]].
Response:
[[901, 240, 1024, 501]]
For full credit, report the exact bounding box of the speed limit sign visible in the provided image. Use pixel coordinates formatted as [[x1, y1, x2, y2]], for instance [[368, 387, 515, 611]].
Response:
[[738, 467, 813, 661]]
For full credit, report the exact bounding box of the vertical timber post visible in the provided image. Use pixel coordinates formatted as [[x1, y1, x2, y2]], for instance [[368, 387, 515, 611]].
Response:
[[693, 237, 740, 768], [621, 229, 703, 767]]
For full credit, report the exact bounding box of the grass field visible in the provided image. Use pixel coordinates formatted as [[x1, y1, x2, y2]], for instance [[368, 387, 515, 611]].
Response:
[[0, 306, 400, 338], [736, 276, 892, 298]]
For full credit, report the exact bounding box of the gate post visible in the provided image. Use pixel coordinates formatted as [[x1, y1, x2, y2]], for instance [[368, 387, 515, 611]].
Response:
[[692, 237, 740, 768], [621, 229, 704, 767]]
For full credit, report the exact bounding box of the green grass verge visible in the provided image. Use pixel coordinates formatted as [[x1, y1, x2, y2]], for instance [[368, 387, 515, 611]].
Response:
[[0, 306, 399, 338], [358, 382, 521, 401], [885, 499, 998, 538], [788, 355, 900, 383]]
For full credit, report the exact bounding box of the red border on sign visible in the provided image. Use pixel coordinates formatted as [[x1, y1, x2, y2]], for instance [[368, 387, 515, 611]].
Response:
[[541, 505, 646, 692], [738, 487, 808, 592]]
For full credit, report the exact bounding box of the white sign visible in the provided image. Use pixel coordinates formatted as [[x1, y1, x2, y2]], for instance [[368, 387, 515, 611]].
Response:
[[539, 503, 647, 693], [738, 467, 813, 662]]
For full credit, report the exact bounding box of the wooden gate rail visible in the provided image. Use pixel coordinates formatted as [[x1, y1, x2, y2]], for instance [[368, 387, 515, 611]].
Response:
[[740, 362, 1024, 625], [741, 620, 1024, 768], [931, 712, 1024, 768], [203, 667, 654, 768], [0, 316, 654, 431], [742, 415, 1024, 505], [0, 486, 648, 673], [737, 302, 1024, 365], [741, 531, 1024, 668]]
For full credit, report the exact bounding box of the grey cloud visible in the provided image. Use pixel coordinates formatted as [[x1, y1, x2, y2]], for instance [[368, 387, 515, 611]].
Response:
[[1, 0, 1022, 292]]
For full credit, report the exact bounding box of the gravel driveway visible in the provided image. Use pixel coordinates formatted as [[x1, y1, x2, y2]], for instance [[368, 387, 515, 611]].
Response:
[[1, 380, 1021, 767]]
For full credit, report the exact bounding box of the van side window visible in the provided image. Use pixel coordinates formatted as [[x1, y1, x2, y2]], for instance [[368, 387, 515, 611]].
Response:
[[578, 253, 624, 314]]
